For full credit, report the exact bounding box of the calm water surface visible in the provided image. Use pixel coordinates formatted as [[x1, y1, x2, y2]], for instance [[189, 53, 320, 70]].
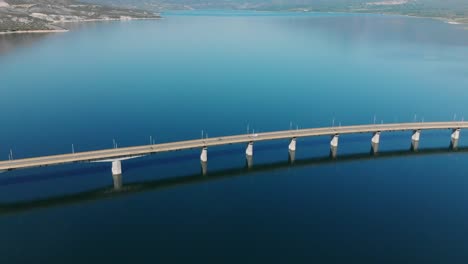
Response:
[[1, 11, 468, 263]]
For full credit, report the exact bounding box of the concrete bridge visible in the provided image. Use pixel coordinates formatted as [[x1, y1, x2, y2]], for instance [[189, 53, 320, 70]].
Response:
[[0, 121, 466, 175], [1, 145, 467, 216]]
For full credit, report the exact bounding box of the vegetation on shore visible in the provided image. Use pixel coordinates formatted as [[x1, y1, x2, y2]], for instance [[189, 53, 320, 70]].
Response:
[[87, 0, 468, 24], [1, 0, 466, 33], [0, 0, 160, 33]]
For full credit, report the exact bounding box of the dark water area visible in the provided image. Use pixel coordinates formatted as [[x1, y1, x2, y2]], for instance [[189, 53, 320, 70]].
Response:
[[1, 11, 468, 263], [0, 33, 52, 55]]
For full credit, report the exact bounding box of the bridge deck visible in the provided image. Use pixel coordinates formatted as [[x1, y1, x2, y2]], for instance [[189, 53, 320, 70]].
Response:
[[1, 122, 466, 171]]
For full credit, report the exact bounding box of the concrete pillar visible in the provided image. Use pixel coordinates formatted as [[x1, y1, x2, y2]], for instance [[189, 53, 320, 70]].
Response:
[[201, 160, 207, 176], [371, 142, 379, 155], [246, 141, 253, 157], [450, 139, 459, 150], [200, 147, 208, 162], [330, 134, 339, 148], [412, 130, 421, 142], [411, 140, 419, 152], [246, 155, 253, 169], [372, 132, 381, 144], [112, 160, 122, 176], [112, 173, 122, 190], [452, 128, 461, 140], [289, 138, 296, 152], [330, 146, 338, 159], [288, 150, 296, 164], [371, 132, 380, 155]]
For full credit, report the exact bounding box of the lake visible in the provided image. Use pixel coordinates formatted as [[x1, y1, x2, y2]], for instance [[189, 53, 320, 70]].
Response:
[[1, 11, 468, 263]]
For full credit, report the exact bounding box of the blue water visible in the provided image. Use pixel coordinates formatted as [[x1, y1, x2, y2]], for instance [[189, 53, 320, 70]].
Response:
[[1, 11, 468, 263]]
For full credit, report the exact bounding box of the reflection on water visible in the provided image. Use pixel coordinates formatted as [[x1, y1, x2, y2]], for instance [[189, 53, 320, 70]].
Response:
[[278, 14, 468, 47], [0, 144, 464, 216], [0, 33, 51, 55]]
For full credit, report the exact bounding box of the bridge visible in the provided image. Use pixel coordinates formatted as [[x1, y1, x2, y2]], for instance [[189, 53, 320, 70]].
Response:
[[0, 121, 466, 175], [1, 145, 468, 215]]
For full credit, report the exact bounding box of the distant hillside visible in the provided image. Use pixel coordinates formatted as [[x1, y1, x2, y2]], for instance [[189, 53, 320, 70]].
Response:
[[0, 0, 160, 33], [84, 0, 468, 23]]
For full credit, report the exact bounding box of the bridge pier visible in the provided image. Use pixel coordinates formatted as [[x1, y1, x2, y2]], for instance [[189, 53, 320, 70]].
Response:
[[246, 141, 253, 157], [450, 139, 459, 150], [330, 135, 339, 158], [201, 160, 208, 176], [412, 129, 421, 142], [371, 142, 379, 155], [94, 156, 146, 177], [330, 134, 339, 148], [411, 130, 421, 152], [246, 155, 253, 169], [452, 128, 461, 140], [289, 138, 297, 152], [450, 129, 461, 150], [112, 160, 122, 176], [371, 132, 380, 154], [200, 147, 208, 162], [372, 132, 381, 144], [288, 150, 296, 164], [330, 146, 338, 159], [112, 173, 122, 190], [411, 140, 419, 152]]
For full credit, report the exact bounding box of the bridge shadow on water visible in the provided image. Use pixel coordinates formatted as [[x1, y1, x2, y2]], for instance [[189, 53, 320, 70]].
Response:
[[0, 142, 467, 216]]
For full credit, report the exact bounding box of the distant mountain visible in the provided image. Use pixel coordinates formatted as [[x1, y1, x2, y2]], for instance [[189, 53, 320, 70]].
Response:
[[1, 0, 466, 33], [84, 0, 468, 23], [0, 0, 160, 33]]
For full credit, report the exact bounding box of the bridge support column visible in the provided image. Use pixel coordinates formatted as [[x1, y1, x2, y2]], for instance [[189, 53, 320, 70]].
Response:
[[246, 141, 253, 157], [201, 160, 208, 176], [330, 146, 338, 159], [288, 150, 296, 164], [412, 130, 421, 142], [371, 143, 379, 155], [451, 128, 460, 150], [289, 138, 296, 152], [371, 132, 380, 155], [112, 160, 122, 176], [411, 130, 421, 152], [452, 128, 461, 140], [246, 155, 253, 169], [330, 135, 339, 159], [411, 140, 419, 152], [330, 135, 339, 148], [450, 139, 459, 150], [372, 132, 381, 144], [200, 147, 208, 162], [112, 173, 122, 190]]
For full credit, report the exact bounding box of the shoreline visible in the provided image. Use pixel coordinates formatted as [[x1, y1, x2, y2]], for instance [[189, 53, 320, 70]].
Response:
[[0, 29, 68, 35], [300, 10, 468, 26], [0, 10, 465, 35], [238, 8, 468, 26], [0, 16, 161, 35], [54, 16, 161, 24]]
